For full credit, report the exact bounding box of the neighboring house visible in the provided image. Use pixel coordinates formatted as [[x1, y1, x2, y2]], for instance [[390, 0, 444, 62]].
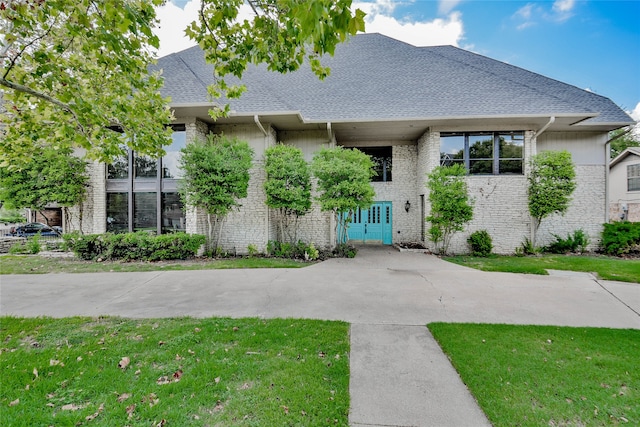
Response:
[[69, 34, 634, 254], [610, 147, 640, 222]]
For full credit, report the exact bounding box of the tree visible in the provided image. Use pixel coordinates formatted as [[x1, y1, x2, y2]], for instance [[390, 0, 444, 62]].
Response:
[[425, 164, 473, 254], [264, 144, 311, 243], [185, 0, 365, 117], [528, 150, 576, 247], [1, 0, 173, 168], [0, 146, 88, 229], [610, 127, 640, 159], [1, 0, 365, 168], [178, 133, 253, 250], [311, 146, 375, 246]]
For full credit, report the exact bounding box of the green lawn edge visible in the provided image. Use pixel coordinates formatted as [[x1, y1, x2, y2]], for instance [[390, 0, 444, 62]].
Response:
[[428, 322, 640, 427], [443, 254, 640, 283], [0, 255, 310, 274]]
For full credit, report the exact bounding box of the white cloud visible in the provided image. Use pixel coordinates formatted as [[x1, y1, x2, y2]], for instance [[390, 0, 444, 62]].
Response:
[[552, 0, 575, 14], [355, 1, 464, 46], [154, 0, 465, 57], [439, 0, 463, 15], [631, 102, 640, 122], [154, 0, 254, 57]]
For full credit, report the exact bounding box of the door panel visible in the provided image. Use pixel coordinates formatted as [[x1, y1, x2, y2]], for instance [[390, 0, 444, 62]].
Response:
[[346, 202, 392, 244]]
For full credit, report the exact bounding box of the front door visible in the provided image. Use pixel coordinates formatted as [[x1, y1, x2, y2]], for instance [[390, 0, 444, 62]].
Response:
[[347, 202, 392, 244]]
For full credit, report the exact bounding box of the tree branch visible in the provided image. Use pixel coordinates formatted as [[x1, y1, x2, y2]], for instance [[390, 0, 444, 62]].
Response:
[[0, 77, 87, 135]]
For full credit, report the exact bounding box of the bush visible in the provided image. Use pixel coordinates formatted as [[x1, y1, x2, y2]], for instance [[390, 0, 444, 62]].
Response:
[[333, 243, 357, 258], [63, 232, 205, 261], [467, 230, 492, 257], [266, 240, 319, 260], [545, 229, 589, 254], [602, 221, 640, 255]]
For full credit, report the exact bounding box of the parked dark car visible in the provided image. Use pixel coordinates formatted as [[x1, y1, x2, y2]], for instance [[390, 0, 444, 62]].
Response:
[[9, 222, 62, 237]]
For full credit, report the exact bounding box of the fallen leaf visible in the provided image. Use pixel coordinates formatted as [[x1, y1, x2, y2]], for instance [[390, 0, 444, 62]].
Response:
[[301, 410, 307, 416], [318, 352, 326, 358], [85, 403, 104, 421], [213, 400, 224, 412], [188, 349, 195, 355], [175, 354, 183, 360], [126, 404, 136, 418], [156, 376, 171, 385], [50, 359, 63, 367], [9, 399, 19, 407], [61, 403, 85, 411], [117, 393, 131, 403], [173, 370, 183, 381], [282, 405, 289, 414], [214, 377, 221, 384], [77, 356, 83, 362], [233, 326, 239, 331], [194, 327, 201, 333], [155, 419, 166, 427], [118, 357, 130, 370], [158, 341, 165, 346], [33, 368, 38, 379]]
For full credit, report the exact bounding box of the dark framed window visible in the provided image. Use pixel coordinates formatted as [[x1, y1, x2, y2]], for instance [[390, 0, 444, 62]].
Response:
[[356, 146, 392, 182], [105, 125, 186, 234], [628, 164, 640, 191], [441, 132, 524, 175]]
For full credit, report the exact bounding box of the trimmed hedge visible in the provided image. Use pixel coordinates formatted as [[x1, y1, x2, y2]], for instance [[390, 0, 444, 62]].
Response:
[[602, 222, 640, 255], [63, 232, 205, 261]]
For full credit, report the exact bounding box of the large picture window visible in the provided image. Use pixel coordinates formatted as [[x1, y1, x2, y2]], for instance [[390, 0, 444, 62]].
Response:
[[441, 132, 524, 175], [356, 146, 392, 182], [628, 164, 640, 191], [105, 125, 186, 234]]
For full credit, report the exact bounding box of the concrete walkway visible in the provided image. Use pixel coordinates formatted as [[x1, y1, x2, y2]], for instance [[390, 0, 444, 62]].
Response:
[[1, 245, 639, 426]]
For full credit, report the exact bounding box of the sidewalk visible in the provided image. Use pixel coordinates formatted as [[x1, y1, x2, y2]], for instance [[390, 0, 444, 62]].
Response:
[[1, 246, 638, 426]]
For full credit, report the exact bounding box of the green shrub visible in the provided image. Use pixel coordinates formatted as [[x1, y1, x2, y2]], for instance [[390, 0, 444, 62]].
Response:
[[520, 237, 539, 255], [247, 244, 259, 257], [467, 230, 492, 257], [545, 229, 590, 254], [333, 243, 357, 258], [63, 232, 205, 261], [63, 232, 109, 260], [267, 240, 322, 260], [8, 241, 30, 254], [27, 233, 42, 254], [602, 221, 640, 255]]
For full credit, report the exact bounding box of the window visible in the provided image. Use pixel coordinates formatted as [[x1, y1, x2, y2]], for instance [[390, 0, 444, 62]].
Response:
[[356, 146, 392, 182], [629, 164, 640, 191], [441, 132, 524, 175], [105, 125, 186, 234], [106, 193, 129, 232]]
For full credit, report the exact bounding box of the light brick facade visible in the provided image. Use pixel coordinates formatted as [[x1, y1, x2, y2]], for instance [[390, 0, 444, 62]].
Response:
[[71, 120, 611, 255]]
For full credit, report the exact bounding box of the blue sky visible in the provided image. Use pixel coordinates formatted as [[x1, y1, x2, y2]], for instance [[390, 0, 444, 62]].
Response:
[[157, 0, 640, 120]]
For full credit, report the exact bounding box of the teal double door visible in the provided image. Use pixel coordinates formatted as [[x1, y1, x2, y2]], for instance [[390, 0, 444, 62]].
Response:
[[346, 202, 393, 245]]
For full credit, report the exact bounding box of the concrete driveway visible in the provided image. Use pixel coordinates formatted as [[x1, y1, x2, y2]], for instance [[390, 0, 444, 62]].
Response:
[[1, 245, 638, 426]]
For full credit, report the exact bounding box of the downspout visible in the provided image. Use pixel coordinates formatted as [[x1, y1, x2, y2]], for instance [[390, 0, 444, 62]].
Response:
[[254, 115, 270, 251], [534, 116, 555, 139], [604, 127, 634, 224], [254, 115, 268, 136], [530, 116, 556, 244], [327, 122, 332, 143]]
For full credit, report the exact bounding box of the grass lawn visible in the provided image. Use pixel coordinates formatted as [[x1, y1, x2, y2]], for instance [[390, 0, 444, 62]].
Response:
[[429, 323, 640, 427], [444, 254, 640, 283], [0, 317, 349, 426], [0, 255, 308, 274]]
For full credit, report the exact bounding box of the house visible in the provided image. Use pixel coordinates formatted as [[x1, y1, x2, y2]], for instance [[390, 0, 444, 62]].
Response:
[[610, 147, 640, 222], [69, 33, 634, 254]]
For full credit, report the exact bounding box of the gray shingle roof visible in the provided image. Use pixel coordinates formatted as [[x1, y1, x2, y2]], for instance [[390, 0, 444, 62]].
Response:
[[154, 33, 633, 126]]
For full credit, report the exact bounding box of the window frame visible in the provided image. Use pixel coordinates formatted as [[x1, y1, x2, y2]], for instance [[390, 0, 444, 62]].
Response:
[[105, 124, 186, 234], [440, 131, 524, 175], [628, 164, 640, 192], [356, 146, 393, 182]]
